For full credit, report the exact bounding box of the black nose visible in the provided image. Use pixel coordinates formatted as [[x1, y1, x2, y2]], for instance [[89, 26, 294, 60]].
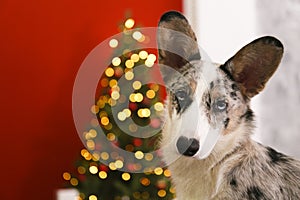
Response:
[[176, 136, 200, 156]]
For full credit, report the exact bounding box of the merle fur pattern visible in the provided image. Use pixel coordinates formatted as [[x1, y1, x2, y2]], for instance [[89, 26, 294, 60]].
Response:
[[157, 11, 300, 200]]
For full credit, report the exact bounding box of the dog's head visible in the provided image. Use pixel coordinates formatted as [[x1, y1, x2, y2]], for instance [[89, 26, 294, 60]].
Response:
[[157, 11, 283, 161]]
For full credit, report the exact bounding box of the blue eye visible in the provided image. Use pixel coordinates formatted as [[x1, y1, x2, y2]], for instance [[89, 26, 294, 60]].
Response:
[[175, 90, 187, 101], [214, 100, 227, 112]]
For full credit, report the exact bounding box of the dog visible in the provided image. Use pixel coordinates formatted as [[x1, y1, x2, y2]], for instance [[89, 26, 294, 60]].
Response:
[[157, 11, 300, 200]]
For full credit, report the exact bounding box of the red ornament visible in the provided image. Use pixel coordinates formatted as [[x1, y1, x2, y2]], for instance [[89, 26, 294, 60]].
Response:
[[133, 138, 143, 147]]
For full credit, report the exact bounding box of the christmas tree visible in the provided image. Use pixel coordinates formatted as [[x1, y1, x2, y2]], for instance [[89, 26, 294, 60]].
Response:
[[63, 17, 175, 200]]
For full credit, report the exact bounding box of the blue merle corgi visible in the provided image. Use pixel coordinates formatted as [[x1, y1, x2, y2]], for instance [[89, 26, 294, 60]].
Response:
[[157, 11, 300, 200]]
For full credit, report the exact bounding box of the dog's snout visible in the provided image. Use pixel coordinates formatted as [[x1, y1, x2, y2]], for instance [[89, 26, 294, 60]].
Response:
[[176, 136, 200, 156]]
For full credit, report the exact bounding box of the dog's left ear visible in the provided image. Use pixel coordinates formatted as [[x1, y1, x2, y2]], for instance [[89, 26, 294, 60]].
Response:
[[221, 36, 284, 98]]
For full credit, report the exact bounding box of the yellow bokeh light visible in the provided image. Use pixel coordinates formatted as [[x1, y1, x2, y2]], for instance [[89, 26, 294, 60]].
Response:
[[169, 186, 176, 194], [70, 178, 78, 186], [164, 169, 172, 177], [154, 102, 164, 111], [157, 190, 166, 197], [147, 54, 156, 62], [129, 93, 136, 102], [118, 111, 126, 121], [132, 81, 142, 90], [139, 50, 148, 59], [86, 140, 95, 150], [135, 151, 144, 159], [77, 166, 86, 174], [129, 123, 138, 132], [90, 105, 99, 114], [99, 171, 107, 179], [140, 177, 150, 186], [101, 116, 109, 126], [125, 71, 134, 80], [125, 18, 135, 29], [145, 153, 154, 161], [109, 162, 117, 170], [105, 67, 114, 77], [111, 91, 120, 100], [109, 39, 118, 48], [123, 108, 131, 117], [122, 173, 131, 181], [138, 108, 151, 118], [125, 59, 134, 68], [92, 152, 100, 161], [100, 152, 109, 160], [112, 57, 121, 66], [137, 35, 145, 43], [130, 53, 139, 62], [106, 133, 116, 141], [109, 79, 118, 87], [154, 167, 163, 175], [146, 90, 155, 99], [89, 129, 97, 138], [62, 172, 71, 180], [115, 160, 124, 169], [89, 195, 97, 200], [145, 59, 154, 67], [89, 166, 98, 174], [134, 93, 143, 102], [132, 31, 143, 41]]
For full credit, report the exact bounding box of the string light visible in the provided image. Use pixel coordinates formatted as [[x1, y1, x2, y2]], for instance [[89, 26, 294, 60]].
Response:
[[132, 31, 143, 41], [140, 177, 150, 186], [111, 91, 120, 100], [130, 53, 139, 62], [144, 153, 154, 161], [124, 18, 135, 29], [89, 166, 98, 174], [70, 178, 78, 186], [101, 116, 109, 126], [105, 67, 115, 77], [109, 39, 118, 48], [154, 102, 164, 111], [154, 167, 163, 175], [125, 71, 134, 80], [62, 172, 71, 180], [139, 50, 148, 59], [115, 160, 124, 169], [112, 57, 121, 66], [77, 166, 86, 174], [145, 59, 154, 67], [132, 81, 142, 90], [106, 133, 116, 141], [135, 151, 144, 159], [99, 171, 107, 179], [122, 173, 131, 181], [125, 59, 134, 68], [157, 190, 167, 197], [146, 90, 155, 99], [100, 152, 109, 160], [89, 195, 97, 200], [137, 108, 151, 118], [86, 140, 95, 150], [164, 169, 172, 177], [118, 111, 126, 121]]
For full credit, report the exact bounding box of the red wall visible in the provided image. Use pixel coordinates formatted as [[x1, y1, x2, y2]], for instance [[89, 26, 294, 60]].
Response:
[[0, 1, 182, 199]]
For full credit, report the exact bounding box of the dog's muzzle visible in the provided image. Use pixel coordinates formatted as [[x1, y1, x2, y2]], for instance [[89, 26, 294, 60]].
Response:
[[176, 136, 200, 156]]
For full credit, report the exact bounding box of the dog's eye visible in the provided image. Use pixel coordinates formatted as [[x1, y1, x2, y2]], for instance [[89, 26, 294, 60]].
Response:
[[214, 100, 227, 112], [175, 90, 187, 101]]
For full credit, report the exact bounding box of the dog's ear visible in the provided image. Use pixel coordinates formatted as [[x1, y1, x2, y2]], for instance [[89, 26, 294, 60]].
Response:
[[157, 11, 200, 70], [221, 36, 284, 98]]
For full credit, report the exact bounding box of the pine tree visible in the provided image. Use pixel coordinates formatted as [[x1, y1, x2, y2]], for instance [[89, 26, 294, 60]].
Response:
[[63, 17, 175, 200]]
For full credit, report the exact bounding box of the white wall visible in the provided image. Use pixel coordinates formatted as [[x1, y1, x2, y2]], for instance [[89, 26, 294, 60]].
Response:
[[183, 0, 300, 158]]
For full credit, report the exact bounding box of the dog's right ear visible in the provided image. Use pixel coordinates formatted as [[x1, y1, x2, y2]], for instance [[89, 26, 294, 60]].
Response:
[[157, 11, 200, 71]]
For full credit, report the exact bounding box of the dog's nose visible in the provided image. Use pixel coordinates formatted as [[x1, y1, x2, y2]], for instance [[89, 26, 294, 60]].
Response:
[[176, 136, 200, 156]]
